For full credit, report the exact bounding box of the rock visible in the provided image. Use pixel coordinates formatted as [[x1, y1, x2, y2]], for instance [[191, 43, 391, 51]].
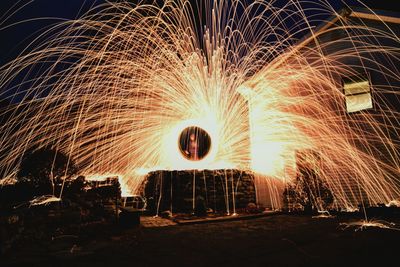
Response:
[[139, 169, 256, 214], [246, 202, 261, 214], [160, 210, 172, 218], [194, 196, 207, 217]]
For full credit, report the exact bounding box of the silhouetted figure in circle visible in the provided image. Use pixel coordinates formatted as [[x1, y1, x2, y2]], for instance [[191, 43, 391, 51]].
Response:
[[179, 126, 211, 161], [185, 133, 199, 160]]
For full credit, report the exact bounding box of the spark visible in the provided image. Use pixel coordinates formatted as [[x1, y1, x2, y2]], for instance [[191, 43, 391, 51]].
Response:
[[339, 219, 400, 231], [312, 210, 335, 219], [386, 199, 400, 207], [29, 195, 61, 206]]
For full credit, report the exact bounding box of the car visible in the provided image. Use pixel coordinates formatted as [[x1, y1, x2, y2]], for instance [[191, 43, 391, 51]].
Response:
[[121, 195, 147, 210]]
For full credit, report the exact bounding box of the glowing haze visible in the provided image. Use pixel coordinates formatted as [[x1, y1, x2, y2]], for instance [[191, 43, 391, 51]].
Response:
[[0, 0, 399, 209]]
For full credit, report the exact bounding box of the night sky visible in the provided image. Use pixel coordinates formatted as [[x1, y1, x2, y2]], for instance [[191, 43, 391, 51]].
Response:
[[0, 0, 399, 68], [0, 0, 105, 66]]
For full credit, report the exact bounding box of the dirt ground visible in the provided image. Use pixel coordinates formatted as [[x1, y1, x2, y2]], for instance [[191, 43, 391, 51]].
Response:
[[2, 214, 400, 267]]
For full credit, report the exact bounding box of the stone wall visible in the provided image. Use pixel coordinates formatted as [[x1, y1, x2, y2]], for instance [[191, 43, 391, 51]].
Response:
[[138, 169, 256, 214]]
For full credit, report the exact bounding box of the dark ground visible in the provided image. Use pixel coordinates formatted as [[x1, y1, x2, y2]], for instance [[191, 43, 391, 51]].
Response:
[[2, 214, 400, 267]]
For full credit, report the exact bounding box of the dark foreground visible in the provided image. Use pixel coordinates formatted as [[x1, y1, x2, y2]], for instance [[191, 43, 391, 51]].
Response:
[[2, 214, 400, 267]]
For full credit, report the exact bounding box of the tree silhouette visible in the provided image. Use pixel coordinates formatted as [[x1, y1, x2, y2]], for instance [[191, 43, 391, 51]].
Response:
[[17, 148, 77, 194], [284, 169, 334, 213], [284, 151, 334, 213]]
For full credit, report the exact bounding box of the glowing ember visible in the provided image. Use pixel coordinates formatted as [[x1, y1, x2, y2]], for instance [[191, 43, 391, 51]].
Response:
[[312, 211, 335, 219], [29, 195, 61, 207], [340, 219, 399, 231]]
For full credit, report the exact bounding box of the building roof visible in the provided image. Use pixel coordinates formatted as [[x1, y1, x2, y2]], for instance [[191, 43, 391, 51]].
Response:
[[239, 5, 400, 90], [349, 6, 400, 24], [263, 6, 400, 72], [295, 6, 400, 52]]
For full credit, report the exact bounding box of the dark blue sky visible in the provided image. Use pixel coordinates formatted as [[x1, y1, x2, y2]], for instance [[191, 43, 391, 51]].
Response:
[[0, 0, 398, 67], [0, 0, 105, 66]]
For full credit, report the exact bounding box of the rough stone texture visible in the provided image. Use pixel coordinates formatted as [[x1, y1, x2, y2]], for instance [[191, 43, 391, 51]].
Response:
[[0, 176, 121, 255], [138, 169, 256, 214]]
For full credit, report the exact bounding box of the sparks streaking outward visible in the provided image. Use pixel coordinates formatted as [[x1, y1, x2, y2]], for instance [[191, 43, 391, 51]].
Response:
[[0, 0, 399, 211]]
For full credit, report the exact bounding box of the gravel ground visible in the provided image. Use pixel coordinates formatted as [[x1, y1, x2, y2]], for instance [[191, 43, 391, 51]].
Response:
[[2, 214, 400, 267]]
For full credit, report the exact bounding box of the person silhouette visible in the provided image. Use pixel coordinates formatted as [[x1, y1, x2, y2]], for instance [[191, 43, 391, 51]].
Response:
[[185, 133, 199, 160]]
